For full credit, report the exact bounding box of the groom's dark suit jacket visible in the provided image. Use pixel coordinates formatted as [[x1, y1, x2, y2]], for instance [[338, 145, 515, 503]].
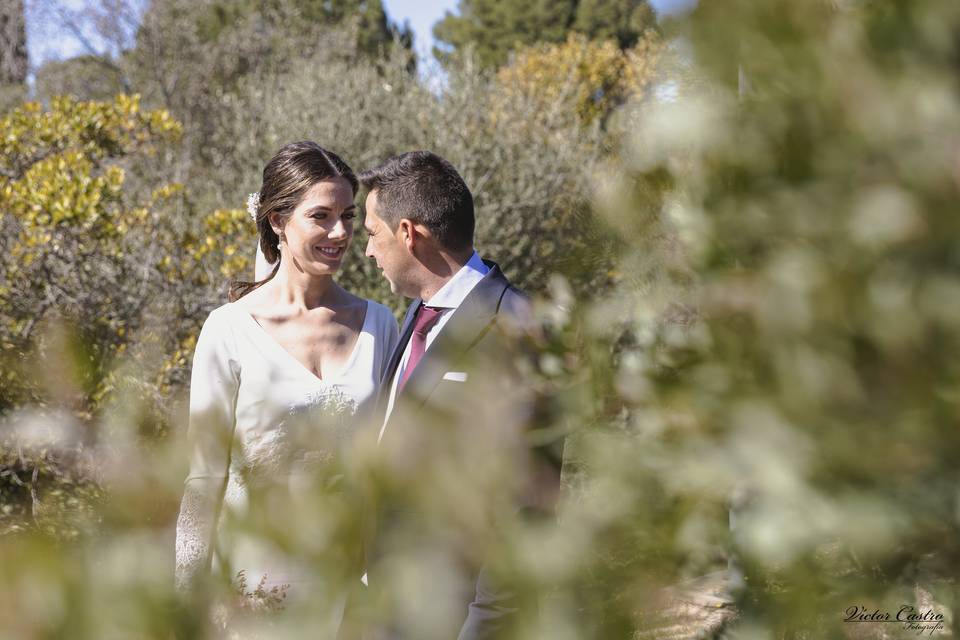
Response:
[[370, 260, 561, 640]]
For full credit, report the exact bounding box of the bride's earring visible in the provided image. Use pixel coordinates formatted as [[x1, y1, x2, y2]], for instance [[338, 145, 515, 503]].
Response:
[[277, 232, 284, 253]]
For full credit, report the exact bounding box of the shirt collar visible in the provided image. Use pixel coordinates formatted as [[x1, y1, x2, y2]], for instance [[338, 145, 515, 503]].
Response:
[[423, 251, 490, 310]]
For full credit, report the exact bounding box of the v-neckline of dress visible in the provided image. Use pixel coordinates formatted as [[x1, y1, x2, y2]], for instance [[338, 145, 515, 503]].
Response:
[[231, 300, 370, 383]]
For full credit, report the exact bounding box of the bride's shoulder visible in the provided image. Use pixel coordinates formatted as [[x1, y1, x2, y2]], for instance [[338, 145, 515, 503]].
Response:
[[191, 302, 244, 356], [201, 301, 248, 334], [334, 287, 367, 311], [362, 298, 391, 316], [204, 301, 235, 322], [363, 299, 400, 331], [231, 283, 272, 314]]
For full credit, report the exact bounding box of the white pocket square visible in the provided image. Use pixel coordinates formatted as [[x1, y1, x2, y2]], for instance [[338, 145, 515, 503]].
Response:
[[442, 371, 468, 382]]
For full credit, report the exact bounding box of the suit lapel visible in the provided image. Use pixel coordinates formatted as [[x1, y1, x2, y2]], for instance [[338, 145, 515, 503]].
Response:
[[374, 299, 420, 418], [384, 299, 420, 386], [400, 264, 510, 404]]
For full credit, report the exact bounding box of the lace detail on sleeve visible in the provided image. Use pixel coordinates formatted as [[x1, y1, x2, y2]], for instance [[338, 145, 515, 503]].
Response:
[[176, 307, 239, 590], [175, 477, 225, 591]]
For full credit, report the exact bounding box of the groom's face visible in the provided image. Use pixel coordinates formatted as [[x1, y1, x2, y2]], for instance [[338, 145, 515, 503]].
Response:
[[364, 189, 416, 297]]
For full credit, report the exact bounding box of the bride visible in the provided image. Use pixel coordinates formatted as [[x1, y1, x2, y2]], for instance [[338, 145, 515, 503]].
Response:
[[175, 142, 398, 631]]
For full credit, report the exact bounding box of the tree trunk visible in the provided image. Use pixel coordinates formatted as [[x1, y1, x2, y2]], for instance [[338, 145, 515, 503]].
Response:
[[0, 0, 28, 86]]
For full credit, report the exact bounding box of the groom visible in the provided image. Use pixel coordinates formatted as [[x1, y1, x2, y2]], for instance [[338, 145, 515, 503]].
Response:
[[359, 150, 558, 640]]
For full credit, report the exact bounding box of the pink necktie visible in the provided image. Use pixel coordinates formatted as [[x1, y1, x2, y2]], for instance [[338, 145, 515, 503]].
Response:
[[398, 305, 444, 392]]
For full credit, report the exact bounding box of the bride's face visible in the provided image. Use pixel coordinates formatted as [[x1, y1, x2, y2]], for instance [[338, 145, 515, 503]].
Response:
[[275, 178, 357, 275]]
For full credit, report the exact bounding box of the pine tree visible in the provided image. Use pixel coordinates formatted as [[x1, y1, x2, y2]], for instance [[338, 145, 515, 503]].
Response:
[[183, 0, 409, 58], [433, 0, 655, 69], [433, 0, 575, 69], [572, 0, 656, 49]]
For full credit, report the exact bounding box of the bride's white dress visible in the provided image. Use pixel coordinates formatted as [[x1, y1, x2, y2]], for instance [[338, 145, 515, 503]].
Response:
[[175, 299, 398, 627]]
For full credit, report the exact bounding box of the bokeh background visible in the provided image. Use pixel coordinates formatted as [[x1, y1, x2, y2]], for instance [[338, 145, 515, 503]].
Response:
[[1, 0, 959, 638]]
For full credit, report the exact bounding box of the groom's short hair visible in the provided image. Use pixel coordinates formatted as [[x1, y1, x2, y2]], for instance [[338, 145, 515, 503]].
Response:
[[359, 150, 474, 252]]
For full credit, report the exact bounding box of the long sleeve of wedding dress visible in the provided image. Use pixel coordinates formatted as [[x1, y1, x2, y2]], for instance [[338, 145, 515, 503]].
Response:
[[175, 310, 239, 590]]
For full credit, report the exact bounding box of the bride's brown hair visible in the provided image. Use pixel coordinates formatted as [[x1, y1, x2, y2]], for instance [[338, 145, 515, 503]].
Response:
[[229, 141, 358, 301]]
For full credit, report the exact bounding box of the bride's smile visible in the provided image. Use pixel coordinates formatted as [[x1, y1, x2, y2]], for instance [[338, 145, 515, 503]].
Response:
[[316, 245, 345, 258]]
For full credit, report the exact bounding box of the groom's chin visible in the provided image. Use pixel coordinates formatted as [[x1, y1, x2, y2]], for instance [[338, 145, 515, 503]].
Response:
[[387, 279, 414, 298]]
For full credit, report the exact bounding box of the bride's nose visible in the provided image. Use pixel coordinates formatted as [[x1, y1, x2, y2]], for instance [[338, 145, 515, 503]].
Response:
[[328, 218, 350, 240]]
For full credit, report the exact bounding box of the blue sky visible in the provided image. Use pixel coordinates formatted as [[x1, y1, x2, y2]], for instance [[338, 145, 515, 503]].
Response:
[[27, 0, 698, 69]]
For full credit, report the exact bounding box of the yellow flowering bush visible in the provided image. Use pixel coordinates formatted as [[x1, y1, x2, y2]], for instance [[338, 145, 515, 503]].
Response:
[[0, 95, 254, 411], [0, 95, 258, 552], [0, 96, 180, 409], [495, 31, 662, 125], [153, 206, 255, 394]]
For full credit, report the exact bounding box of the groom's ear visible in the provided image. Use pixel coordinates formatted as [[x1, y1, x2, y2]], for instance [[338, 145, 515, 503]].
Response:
[[397, 218, 416, 251], [398, 218, 434, 254]]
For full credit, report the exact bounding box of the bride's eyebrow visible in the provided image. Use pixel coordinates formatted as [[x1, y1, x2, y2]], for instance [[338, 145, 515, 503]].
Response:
[[307, 204, 357, 213]]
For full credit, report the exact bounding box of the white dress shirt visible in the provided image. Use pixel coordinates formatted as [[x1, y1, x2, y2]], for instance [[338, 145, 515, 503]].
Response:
[[378, 252, 490, 441]]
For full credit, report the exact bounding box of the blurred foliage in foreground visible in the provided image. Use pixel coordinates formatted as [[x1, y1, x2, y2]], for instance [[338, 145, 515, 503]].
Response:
[[586, 0, 960, 636], [1, 0, 960, 638]]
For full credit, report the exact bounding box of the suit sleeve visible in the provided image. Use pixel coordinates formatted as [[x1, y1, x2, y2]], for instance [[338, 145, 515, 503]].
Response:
[[175, 309, 240, 590], [459, 288, 560, 640], [458, 565, 521, 640]]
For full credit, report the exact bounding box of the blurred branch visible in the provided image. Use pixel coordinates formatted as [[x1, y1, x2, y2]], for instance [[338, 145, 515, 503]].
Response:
[[49, 3, 101, 58], [29, 465, 38, 524]]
